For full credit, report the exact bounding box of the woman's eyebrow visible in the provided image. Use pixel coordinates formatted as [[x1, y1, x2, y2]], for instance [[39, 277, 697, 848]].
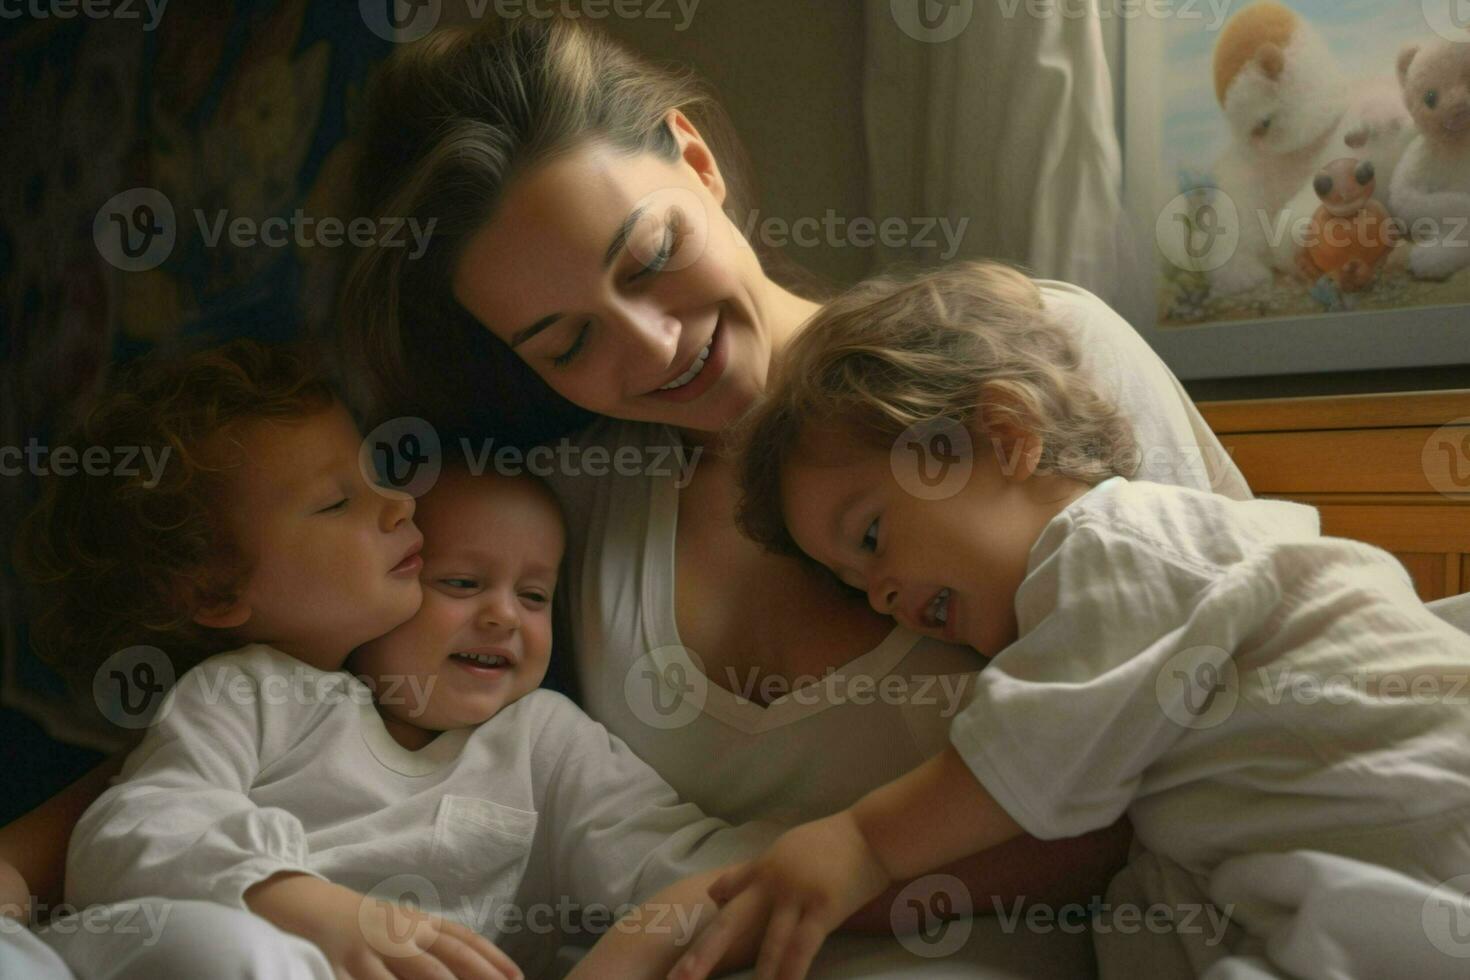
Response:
[[602, 205, 648, 269], [509, 205, 651, 348], [510, 313, 561, 349]]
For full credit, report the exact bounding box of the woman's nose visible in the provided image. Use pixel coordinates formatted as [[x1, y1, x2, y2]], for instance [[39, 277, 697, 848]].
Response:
[[607, 298, 679, 376]]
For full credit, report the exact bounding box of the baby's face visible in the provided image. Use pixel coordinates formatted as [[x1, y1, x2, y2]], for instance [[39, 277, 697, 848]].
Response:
[[348, 469, 565, 735], [213, 402, 424, 670], [780, 424, 1085, 658]]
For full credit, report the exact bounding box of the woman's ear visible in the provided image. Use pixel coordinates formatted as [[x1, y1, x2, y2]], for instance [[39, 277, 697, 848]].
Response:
[[193, 598, 252, 631], [666, 108, 727, 207]]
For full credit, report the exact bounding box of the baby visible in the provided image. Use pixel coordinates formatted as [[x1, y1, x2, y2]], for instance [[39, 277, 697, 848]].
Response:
[[670, 261, 1470, 980], [10, 340, 772, 980]]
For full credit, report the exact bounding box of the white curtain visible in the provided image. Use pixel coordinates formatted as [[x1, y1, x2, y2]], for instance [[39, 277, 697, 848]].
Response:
[[864, 0, 1142, 318]]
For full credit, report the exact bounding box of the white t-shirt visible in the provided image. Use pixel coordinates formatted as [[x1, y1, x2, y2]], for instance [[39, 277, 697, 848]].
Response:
[[543, 282, 1251, 827], [951, 477, 1470, 887], [67, 645, 777, 974]]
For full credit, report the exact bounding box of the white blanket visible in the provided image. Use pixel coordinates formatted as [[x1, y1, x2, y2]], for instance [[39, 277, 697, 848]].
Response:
[[1098, 847, 1470, 980]]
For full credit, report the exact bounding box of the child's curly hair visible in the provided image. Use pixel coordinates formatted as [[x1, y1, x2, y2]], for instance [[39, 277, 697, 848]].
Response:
[[737, 261, 1139, 557], [14, 339, 337, 694]]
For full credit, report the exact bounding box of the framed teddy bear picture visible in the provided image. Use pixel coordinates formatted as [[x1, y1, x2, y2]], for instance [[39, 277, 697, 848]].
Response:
[[1121, 0, 1470, 380]]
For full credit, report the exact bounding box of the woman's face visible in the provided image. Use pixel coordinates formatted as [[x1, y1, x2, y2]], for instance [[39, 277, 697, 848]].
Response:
[[452, 113, 782, 433]]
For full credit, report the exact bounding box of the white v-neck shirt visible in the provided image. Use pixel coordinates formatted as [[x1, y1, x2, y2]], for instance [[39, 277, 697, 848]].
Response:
[[546, 282, 1251, 828]]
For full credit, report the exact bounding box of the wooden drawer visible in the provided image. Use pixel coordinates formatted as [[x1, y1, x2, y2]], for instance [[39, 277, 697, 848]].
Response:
[[1200, 390, 1470, 602]]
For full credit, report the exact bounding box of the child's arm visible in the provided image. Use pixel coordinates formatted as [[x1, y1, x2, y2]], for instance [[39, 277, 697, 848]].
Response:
[[0, 752, 126, 922], [244, 871, 523, 980], [564, 868, 749, 979], [670, 745, 1020, 980]]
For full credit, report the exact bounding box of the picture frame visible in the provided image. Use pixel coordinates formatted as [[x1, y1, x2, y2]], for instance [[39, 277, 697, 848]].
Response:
[[1120, 0, 1470, 381]]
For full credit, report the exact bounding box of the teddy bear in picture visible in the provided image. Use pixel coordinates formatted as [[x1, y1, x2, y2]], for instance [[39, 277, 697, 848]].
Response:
[[1208, 2, 1415, 298], [1296, 158, 1401, 293], [1390, 37, 1470, 282]]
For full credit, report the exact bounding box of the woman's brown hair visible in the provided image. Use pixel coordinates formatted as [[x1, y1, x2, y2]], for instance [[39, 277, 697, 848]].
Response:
[[337, 15, 820, 447]]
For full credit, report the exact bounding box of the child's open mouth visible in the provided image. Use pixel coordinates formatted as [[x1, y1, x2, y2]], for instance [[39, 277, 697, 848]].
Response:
[[449, 650, 514, 676], [921, 587, 955, 638]]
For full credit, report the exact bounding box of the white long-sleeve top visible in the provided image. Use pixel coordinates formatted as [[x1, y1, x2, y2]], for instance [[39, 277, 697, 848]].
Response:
[[67, 645, 777, 970]]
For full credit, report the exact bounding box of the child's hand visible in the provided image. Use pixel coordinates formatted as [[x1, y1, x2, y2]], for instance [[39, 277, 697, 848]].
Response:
[[668, 811, 892, 980], [245, 872, 523, 979], [0, 860, 31, 923]]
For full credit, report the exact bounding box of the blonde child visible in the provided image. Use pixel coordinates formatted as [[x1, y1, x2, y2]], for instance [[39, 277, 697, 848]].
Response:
[[670, 262, 1470, 980]]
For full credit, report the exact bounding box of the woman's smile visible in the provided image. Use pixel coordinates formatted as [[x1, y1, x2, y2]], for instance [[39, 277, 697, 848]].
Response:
[[647, 312, 728, 403]]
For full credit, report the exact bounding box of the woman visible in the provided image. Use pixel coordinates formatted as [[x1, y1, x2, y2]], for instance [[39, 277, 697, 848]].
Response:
[[1, 16, 1249, 978]]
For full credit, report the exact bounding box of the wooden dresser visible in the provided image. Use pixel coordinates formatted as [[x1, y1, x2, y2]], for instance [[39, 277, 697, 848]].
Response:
[[1199, 390, 1470, 602]]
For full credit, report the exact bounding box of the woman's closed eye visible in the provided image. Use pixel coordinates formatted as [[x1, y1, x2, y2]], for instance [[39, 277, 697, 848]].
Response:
[[628, 212, 683, 284]]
